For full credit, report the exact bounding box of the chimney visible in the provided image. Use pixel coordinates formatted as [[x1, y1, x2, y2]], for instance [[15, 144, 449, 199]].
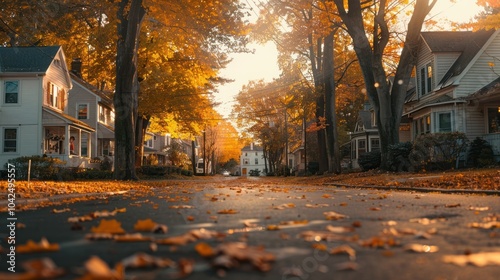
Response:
[[71, 58, 82, 78], [250, 142, 253, 150]]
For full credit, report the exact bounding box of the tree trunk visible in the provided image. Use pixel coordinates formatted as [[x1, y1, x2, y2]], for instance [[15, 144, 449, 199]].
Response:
[[332, 0, 436, 170], [323, 31, 341, 174], [113, 0, 145, 180], [134, 115, 150, 168]]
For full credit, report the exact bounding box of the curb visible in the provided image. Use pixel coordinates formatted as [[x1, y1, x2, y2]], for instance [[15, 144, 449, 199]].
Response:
[[323, 182, 500, 195]]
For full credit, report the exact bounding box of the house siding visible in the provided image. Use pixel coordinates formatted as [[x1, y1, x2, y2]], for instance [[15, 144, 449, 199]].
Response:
[[0, 78, 43, 168], [465, 105, 487, 139], [435, 52, 461, 83], [456, 32, 500, 98]]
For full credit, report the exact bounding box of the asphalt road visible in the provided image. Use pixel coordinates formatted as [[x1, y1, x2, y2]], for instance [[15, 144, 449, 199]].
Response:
[[1, 176, 499, 279]]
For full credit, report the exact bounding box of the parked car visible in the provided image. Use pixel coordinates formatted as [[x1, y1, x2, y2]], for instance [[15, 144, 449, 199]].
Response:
[[222, 170, 230, 176]]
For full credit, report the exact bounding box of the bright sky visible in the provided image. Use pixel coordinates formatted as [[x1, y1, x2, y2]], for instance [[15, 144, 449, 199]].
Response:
[[214, 0, 484, 118]]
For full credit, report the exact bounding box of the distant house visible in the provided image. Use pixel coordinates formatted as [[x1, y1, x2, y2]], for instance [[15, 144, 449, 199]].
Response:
[[349, 103, 411, 169], [404, 29, 500, 161], [67, 60, 115, 166], [0, 46, 94, 168], [240, 143, 267, 176]]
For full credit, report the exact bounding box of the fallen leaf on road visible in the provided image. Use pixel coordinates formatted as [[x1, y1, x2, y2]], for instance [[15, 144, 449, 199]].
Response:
[[195, 242, 215, 257], [121, 253, 174, 268], [323, 211, 349, 220], [169, 205, 195, 209], [468, 206, 490, 211], [114, 233, 153, 242], [217, 209, 239, 214], [266, 225, 280, 231], [52, 208, 71, 214], [215, 242, 275, 272], [467, 221, 500, 229], [134, 218, 168, 233], [404, 243, 439, 253], [359, 236, 399, 248], [442, 251, 500, 267], [68, 215, 93, 223], [90, 219, 125, 235], [326, 225, 355, 233], [445, 203, 461, 208], [305, 203, 329, 208], [330, 245, 356, 261], [280, 220, 309, 226], [85, 233, 114, 240], [25, 257, 65, 278], [17, 238, 59, 254], [78, 256, 124, 280], [90, 210, 117, 218], [273, 203, 295, 210]]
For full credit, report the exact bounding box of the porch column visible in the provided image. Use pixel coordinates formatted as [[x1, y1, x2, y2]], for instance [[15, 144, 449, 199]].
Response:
[[78, 129, 82, 156]]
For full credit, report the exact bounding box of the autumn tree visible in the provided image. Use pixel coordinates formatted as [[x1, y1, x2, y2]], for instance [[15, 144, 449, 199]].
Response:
[[464, 0, 500, 30], [331, 0, 437, 170], [253, 0, 365, 174]]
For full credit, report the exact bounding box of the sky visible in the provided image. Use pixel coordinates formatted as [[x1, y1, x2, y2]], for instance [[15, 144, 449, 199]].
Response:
[[214, 0, 485, 118]]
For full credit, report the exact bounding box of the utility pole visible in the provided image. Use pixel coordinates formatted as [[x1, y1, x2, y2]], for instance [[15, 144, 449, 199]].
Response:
[[203, 129, 206, 175], [284, 109, 288, 177]]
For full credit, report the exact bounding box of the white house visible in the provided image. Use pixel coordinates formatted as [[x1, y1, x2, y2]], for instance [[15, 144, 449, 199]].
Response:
[[0, 46, 94, 169], [404, 29, 500, 159], [349, 29, 500, 167], [240, 143, 267, 176]]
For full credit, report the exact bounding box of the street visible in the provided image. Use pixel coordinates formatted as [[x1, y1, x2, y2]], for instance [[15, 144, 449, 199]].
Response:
[[1, 176, 499, 279]]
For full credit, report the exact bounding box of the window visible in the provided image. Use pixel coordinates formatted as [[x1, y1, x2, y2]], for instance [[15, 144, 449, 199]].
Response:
[[358, 139, 366, 156], [371, 138, 380, 151], [4, 81, 19, 104], [3, 128, 17, 153], [99, 105, 105, 123], [49, 83, 59, 108], [77, 104, 88, 119], [255, 158, 258, 164], [419, 63, 433, 96], [487, 108, 500, 133], [437, 112, 452, 132], [243, 158, 249, 165], [414, 115, 431, 136]]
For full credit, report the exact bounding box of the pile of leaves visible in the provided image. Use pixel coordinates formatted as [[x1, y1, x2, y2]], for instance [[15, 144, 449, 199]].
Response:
[[294, 169, 500, 191]]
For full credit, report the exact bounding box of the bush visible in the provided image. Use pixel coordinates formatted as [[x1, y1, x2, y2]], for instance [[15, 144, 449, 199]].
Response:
[[409, 132, 469, 171], [387, 142, 413, 172], [139, 165, 193, 177], [5, 155, 65, 180], [100, 156, 113, 171], [358, 150, 381, 171], [56, 168, 113, 180], [466, 137, 496, 167]]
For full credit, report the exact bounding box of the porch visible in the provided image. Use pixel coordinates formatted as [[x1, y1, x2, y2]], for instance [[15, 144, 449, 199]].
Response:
[[43, 107, 95, 168]]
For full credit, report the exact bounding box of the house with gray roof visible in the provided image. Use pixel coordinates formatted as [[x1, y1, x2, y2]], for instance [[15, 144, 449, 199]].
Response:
[[67, 60, 115, 167], [404, 29, 500, 161], [240, 143, 268, 176], [0, 46, 95, 168]]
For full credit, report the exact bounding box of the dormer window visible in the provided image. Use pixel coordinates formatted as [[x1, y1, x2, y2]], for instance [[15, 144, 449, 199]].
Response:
[[419, 63, 433, 96]]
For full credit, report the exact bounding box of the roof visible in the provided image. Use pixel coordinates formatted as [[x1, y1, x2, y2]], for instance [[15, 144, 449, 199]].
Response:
[[241, 145, 263, 152], [70, 72, 114, 107], [43, 107, 95, 132], [421, 30, 496, 88], [0, 46, 61, 73]]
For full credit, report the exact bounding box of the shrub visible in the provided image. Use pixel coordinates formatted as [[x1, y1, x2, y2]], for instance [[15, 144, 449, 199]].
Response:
[[409, 132, 469, 171], [387, 142, 413, 172], [358, 150, 381, 171], [5, 155, 65, 180], [467, 137, 495, 168], [100, 156, 113, 171], [140, 165, 168, 176]]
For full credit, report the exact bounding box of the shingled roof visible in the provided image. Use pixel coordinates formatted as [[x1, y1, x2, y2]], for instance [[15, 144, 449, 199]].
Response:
[[0, 46, 61, 73], [421, 29, 497, 89]]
